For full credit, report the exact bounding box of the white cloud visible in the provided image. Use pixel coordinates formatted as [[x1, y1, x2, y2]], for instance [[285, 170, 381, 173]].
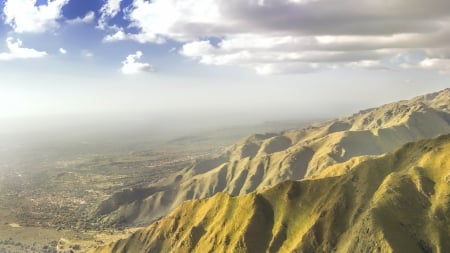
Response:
[[101, 0, 123, 17], [66, 11, 95, 25], [180, 40, 214, 58], [0, 37, 47, 61], [179, 37, 391, 74], [418, 58, 450, 74], [121, 51, 155, 75], [102, 29, 165, 44], [255, 62, 320, 75], [348, 60, 388, 70], [100, 0, 221, 43], [100, 0, 450, 74], [59, 48, 67, 54], [98, 0, 123, 29], [103, 30, 126, 42], [3, 0, 69, 33]]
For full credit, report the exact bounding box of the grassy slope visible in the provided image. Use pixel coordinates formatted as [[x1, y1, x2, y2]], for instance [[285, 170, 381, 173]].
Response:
[[93, 133, 450, 253], [95, 89, 450, 226]]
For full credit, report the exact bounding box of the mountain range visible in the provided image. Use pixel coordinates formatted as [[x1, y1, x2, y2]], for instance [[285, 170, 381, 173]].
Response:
[[92, 131, 450, 253], [93, 89, 450, 228]]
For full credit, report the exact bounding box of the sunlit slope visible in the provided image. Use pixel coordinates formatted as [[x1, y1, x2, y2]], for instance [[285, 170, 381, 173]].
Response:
[[95, 88, 450, 225], [92, 133, 450, 253]]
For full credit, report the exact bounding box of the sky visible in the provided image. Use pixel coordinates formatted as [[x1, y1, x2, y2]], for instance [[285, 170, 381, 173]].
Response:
[[0, 0, 449, 130]]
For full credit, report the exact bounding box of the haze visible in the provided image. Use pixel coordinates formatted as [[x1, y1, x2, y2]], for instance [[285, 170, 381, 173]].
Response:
[[0, 0, 449, 152]]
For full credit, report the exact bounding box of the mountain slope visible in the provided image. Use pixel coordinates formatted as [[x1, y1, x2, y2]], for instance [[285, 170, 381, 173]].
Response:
[[95, 88, 450, 226], [92, 133, 450, 253]]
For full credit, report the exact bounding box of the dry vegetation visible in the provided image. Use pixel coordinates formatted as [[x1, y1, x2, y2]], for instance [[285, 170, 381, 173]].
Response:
[[0, 120, 303, 252], [1, 89, 448, 252], [93, 88, 450, 227], [93, 133, 450, 253]]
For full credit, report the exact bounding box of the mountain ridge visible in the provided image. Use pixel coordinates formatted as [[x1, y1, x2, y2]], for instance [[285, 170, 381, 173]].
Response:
[[94, 88, 450, 226], [91, 133, 450, 253]]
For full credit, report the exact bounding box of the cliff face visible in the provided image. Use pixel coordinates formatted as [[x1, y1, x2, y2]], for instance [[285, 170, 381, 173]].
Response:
[[92, 133, 450, 253], [95, 88, 450, 226]]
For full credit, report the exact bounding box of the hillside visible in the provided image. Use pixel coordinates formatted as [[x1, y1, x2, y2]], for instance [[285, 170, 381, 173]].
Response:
[[94, 88, 450, 226], [92, 133, 450, 253]]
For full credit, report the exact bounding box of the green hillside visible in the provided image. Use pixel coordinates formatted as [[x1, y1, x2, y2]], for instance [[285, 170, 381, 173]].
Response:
[[92, 133, 450, 253], [94, 88, 450, 226]]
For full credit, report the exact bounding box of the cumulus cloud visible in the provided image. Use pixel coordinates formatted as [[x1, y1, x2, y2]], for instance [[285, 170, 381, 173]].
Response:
[[66, 11, 95, 25], [100, 0, 222, 43], [98, 0, 450, 74], [413, 58, 450, 74], [3, 0, 69, 33], [103, 30, 126, 42], [98, 0, 123, 29], [59, 48, 67, 54], [101, 0, 123, 17], [179, 37, 391, 73], [121, 51, 155, 75], [0, 37, 47, 61]]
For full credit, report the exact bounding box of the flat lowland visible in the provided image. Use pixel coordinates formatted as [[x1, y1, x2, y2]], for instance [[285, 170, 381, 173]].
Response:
[[0, 208, 141, 253], [0, 120, 305, 253]]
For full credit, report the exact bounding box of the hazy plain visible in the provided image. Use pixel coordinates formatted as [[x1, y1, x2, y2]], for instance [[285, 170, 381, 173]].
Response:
[[0, 112, 318, 252]]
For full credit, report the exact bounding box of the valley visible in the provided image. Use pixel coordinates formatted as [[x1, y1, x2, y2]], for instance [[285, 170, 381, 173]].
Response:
[[0, 120, 308, 252], [87, 88, 450, 253], [92, 88, 450, 227], [0, 89, 449, 253], [93, 133, 450, 253], [1, 0, 449, 251]]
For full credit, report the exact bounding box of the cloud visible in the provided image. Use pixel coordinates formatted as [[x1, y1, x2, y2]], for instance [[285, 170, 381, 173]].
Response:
[[82, 50, 94, 58], [121, 51, 155, 75], [3, 0, 69, 33], [179, 37, 392, 74], [98, 0, 124, 30], [348, 60, 388, 70], [66, 11, 95, 25], [59, 48, 67, 54], [103, 0, 450, 38], [180, 41, 214, 59], [100, 0, 221, 43], [101, 0, 123, 17], [405, 58, 450, 74], [97, 0, 450, 74], [0, 37, 47, 61], [254, 62, 321, 75], [102, 29, 166, 44], [103, 30, 126, 42]]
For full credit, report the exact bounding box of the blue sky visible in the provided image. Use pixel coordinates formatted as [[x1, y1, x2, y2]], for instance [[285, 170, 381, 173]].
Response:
[[0, 0, 449, 125]]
